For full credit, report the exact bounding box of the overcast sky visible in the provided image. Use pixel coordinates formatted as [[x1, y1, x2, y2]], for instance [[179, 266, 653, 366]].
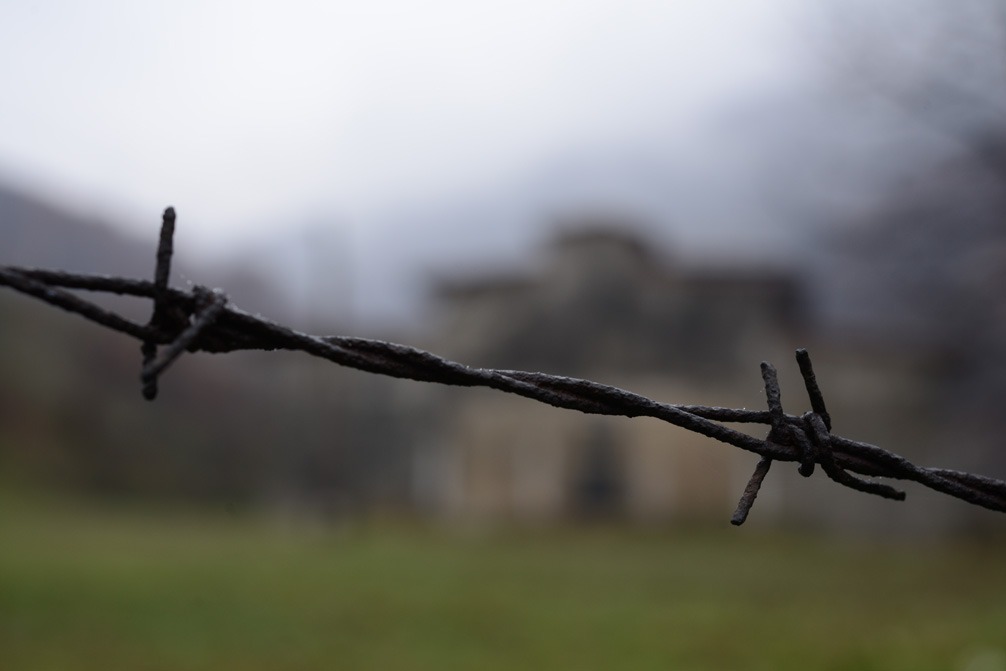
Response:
[[0, 0, 810, 252]]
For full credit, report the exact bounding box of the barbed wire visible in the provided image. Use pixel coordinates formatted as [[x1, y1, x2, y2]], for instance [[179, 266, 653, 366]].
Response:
[[2, 207, 1005, 525]]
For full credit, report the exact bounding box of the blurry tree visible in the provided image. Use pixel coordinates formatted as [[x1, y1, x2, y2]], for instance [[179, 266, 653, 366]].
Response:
[[810, 0, 1006, 158], [806, 0, 1006, 480]]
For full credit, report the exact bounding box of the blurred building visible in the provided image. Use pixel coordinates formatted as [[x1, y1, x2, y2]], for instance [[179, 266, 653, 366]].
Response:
[[405, 215, 1005, 534], [411, 219, 807, 525]]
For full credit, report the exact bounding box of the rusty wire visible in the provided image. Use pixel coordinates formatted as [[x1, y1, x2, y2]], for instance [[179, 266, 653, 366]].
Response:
[[1, 207, 1005, 525]]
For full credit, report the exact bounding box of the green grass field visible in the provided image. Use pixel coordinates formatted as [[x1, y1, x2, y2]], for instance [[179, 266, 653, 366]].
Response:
[[1, 496, 1004, 671]]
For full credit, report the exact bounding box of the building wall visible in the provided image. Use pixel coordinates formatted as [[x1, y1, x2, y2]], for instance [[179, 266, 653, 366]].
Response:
[[418, 225, 807, 525]]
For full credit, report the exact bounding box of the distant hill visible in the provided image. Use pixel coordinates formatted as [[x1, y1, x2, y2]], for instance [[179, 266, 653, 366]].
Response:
[[0, 182, 411, 509], [0, 183, 291, 323], [0, 184, 159, 278]]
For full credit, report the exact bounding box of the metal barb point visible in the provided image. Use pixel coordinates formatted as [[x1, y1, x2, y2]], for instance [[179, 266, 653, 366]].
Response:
[[796, 348, 831, 431], [731, 457, 773, 526], [141, 207, 180, 401]]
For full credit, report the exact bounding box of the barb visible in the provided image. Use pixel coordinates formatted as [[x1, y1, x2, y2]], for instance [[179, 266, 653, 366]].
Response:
[[141, 207, 185, 399], [796, 348, 831, 431], [2, 210, 1005, 524], [731, 457, 773, 526]]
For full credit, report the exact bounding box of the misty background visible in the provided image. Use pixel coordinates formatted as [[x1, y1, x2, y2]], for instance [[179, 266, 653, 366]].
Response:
[[1, 0, 1005, 534]]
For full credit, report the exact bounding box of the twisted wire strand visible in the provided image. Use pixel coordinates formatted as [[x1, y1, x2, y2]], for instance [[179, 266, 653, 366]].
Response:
[[2, 208, 1005, 524]]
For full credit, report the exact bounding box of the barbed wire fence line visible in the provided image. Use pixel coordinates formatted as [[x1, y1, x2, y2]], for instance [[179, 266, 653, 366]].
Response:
[[2, 207, 1005, 525]]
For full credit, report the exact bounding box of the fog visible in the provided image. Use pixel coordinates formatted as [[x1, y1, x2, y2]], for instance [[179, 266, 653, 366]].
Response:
[[0, 1, 796, 233], [4, 1, 1003, 327], [0, 1, 812, 323]]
